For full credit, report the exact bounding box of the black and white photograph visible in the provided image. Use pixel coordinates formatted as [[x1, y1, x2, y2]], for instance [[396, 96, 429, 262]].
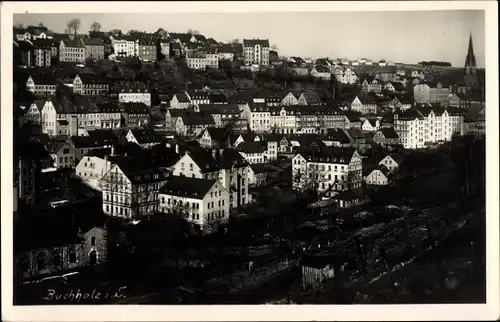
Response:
[[1, 1, 499, 321]]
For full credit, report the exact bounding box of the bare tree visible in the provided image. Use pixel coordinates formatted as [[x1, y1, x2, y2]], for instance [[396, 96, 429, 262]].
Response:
[[66, 18, 81, 36], [271, 44, 279, 51], [90, 22, 102, 32], [193, 30, 200, 35], [187, 29, 194, 35], [231, 38, 240, 45]]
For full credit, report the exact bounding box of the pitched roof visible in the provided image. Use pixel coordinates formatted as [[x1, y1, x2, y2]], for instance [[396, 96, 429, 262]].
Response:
[[203, 127, 230, 144], [313, 65, 331, 73], [76, 73, 108, 84], [377, 127, 399, 139], [110, 155, 169, 184], [242, 39, 270, 47], [237, 141, 267, 154], [122, 102, 149, 114], [159, 176, 217, 199], [130, 129, 163, 144], [28, 73, 59, 85], [82, 37, 104, 46], [181, 113, 215, 125], [187, 90, 210, 100], [322, 128, 351, 144], [208, 92, 228, 103], [96, 102, 122, 113], [61, 38, 85, 48], [297, 147, 357, 164], [185, 150, 220, 173], [300, 92, 322, 105], [198, 103, 240, 115], [173, 92, 191, 103], [301, 254, 339, 269]]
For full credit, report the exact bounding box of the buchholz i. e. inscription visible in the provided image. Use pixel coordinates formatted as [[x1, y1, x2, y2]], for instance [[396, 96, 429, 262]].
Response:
[[42, 286, 127, 302]]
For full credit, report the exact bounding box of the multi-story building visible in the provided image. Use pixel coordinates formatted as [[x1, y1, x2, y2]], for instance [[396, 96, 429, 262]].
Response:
[[117, 82, 151, 106], [298, 92, 323, 106], [333, 66, 357, 84], [310, 65, 331, 80], [270, 106, 298, 134], [158, 176, 230, 232], [242, 39, 270, 66], [26, 74, 58, 97], [186, 51, 207, 70], [110, 35, 139, 58], [281, 92, 299, 106], [350, 95, 378, 114], [205, 48, 219, 69], [394, 104, 464, 149], [175, 113, 216, 137], [172, 148, 252, 209], [361, 77, 383, 93], [197, 104, 242, 128], [121, 102, 150, 127], [22, 100, 45, 124], [83, 38, 105, 60], [138, 35, 157, 62], [96, 102, 122, 129], [241, 102, 272, 133], [73, 73, 109, 96], [32, 39, 52, 67], [101, 156, 169, 218], [75, 148, 113, 189], [59, 38, 85, 63], [291, 147, 363, 208], [236, 142, 267, 164], [413, 82, 450, 105], [45, 140, 76, 169]]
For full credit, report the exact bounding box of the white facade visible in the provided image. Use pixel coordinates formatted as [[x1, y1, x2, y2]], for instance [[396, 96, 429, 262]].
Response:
[[361, 119, 380, 132], [158, 180, 229, 231], [118, 92, 152, 106], [281, 92, 299, 106], [378, 155, 401, 173], [243, 40, 270, 66], [111, 37, 139, 57], [242, 104, 272, 133], [26, 76, 57, 96], [239, 151, 266, 164], [76, 155, 113, 189], [365, 169, 390, 186]]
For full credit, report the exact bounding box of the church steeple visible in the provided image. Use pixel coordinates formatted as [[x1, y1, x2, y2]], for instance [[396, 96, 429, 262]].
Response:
[[465, 33, 477, 75]]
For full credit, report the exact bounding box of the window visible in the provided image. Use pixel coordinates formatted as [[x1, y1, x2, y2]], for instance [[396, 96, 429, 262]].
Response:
[[53, 252, 62, 267], [37, 253, 46, 270], [91, 236, 96, 246], [69, 251, 77, 264]]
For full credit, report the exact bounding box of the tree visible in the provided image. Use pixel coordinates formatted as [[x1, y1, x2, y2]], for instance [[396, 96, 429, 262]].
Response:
[[109, 29, 123, 37], [90, 22, 101, 32], [230, 38, 240, 44], [66, 18, 81, 36], [193, 30, 200, 35], [187, 29, 194, 35], [271, 44, 279, 51]]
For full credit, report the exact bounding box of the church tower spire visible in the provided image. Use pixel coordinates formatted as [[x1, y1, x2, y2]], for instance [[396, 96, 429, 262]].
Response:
[[465, 33, 477, 75]]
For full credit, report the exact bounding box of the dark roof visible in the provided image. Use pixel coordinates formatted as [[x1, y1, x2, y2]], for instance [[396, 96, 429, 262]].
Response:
[[300, 92, 322, 105], [32, 38, 54, 49], [109, 155, 169, 184], [198, 103, 240, 115], [159, 176, 217, 199], [96, 102, 122, 113], [123, 102, 149, 114], [61, 38, 85, 48], [173, 92, 191, 103], [208, 93, 228, 103], [83, 37, 104, 46], [237, 141, 267, 154], [377, 127, 399, 139], [384, 153, 405, 164], [249, 163, 268, 174], [204, 127, 230, 144], [76, 73, 108, 84], [313, 65, 331, 73], [297, 147, 357, 164], [242, 39, 270, 47], [188, 90, 210, 100], [181, 113, 215, 125], [70, 130, 119, 148], [186, 150, 220, 173], [322, 129, 351, 144], [130, 129, 163, 144], [28, 73, 59, 85]]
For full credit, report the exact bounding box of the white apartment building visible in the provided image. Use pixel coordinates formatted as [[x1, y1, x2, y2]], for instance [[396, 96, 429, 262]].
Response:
[[333, 67, 357, 84], [110, 35, 139, 58], [394, 105, 464, 149], [281, 92, 299, 106], [158, 176, 230, 232], [242, 39, 270, 66], [291, 148, 363, 204], [26, 75, 58, 97], [75, 149, 113, 190], [101, 157, 169, 218], [171, 149, 252, 210], [413, 82, 450, 105], [241, 102, 272, 133]]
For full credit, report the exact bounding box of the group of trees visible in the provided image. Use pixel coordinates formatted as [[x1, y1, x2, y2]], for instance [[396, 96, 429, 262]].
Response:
[[64, 18, 102, 35], [418, 61, 452, 67]]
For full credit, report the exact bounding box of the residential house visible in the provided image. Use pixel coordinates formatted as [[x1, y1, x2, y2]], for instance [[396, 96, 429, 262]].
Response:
[[248, 163, 269, 187], [388, 97, 412, 111], [196, 104, 242, 128], [59, 38, 86, 63], [344, 113, 362, 129], [310, 65, 331, 80], [101, 156, 170, 218], [14, 214, 107, 283], [216, 44, 235, 61], [45, 140, 76, 168], [333, 66, 357, 84], [292, 147, 363, 207], [70, 130, 119, 161], [186, 50, 207, 70], [72, 73, 109, 96], [378, 153, 404, 173], [198, 127, 231, 149], [175, 112, 216, 137], [261, 133, 280, 161], [170, 92, 192, 109], [361, 118, 381, 132], [32, 38, 53, 67], [95, 103, 122, 129], [117, 82, 151, 106], [242, 39, 270, 66], [23, 100, 46, 124], [413, 82, 450, 105], [124, 128, 163, 149], [26, 74, 58, 97], [158, 176, 230, 232], [394, 105, 464, 149], [373, 128, 400, 147], [205, 48, 219, 69], [208, 92, 228, 105], [138, 34, 157, 62], [321, 129, 352, 147], [241, 102, 272, 133], [110, 35, 139, 58], [187, 90, 211, 106], [350, 95, 378, 114], [237, 141, 267, 164], [83, 37, 105, 60], [121, 102, 150, 127], [365, 165, 393, 186], [232, 132, 261, 147], [298, 92, 323, 106], [171, 148, 252, 209], [269, 106, 297, 134], [361, 77, 383, 93], [281, 92, 299, 106], [448, 93, 462, 108], [75, 148, 113, 188]]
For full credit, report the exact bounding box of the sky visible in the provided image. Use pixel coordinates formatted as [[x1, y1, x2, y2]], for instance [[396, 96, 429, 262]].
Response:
[[13, 10, 485, 67]]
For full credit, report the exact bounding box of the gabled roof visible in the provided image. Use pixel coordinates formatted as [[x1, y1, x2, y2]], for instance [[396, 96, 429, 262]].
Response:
[[180, 113, 215, 125], [109, 155, 169, 184], [208, 92, 228, 103], [159, 176, 217, 199], [237, 141, 267, 154], [61, 38, 85, 48], [202, 127, 230, 145], [96, 102, 122, 113], [28, 73, 59, 85], [187, 90, 210, 100], [173, 92, 191, 103], [322, 128, 351, 144], [122, 102, 149, 114], [297, 147, 357, 164], [198, 103, 240, 115], [82, 37, 104, 46], [300, 92, 322, 105], [130, 129, 163, 144], [313, 65, 330, 73], [377, 127, 399, 139], [185, 150, 220, 173], [242, 39, 270, 47], [76, 73, 108, 84]]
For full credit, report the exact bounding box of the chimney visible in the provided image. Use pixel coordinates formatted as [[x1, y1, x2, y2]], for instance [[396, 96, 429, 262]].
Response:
[[212, 148, 217, 160], [175, 143, 180, 154], [110, 145, 115, 156]]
